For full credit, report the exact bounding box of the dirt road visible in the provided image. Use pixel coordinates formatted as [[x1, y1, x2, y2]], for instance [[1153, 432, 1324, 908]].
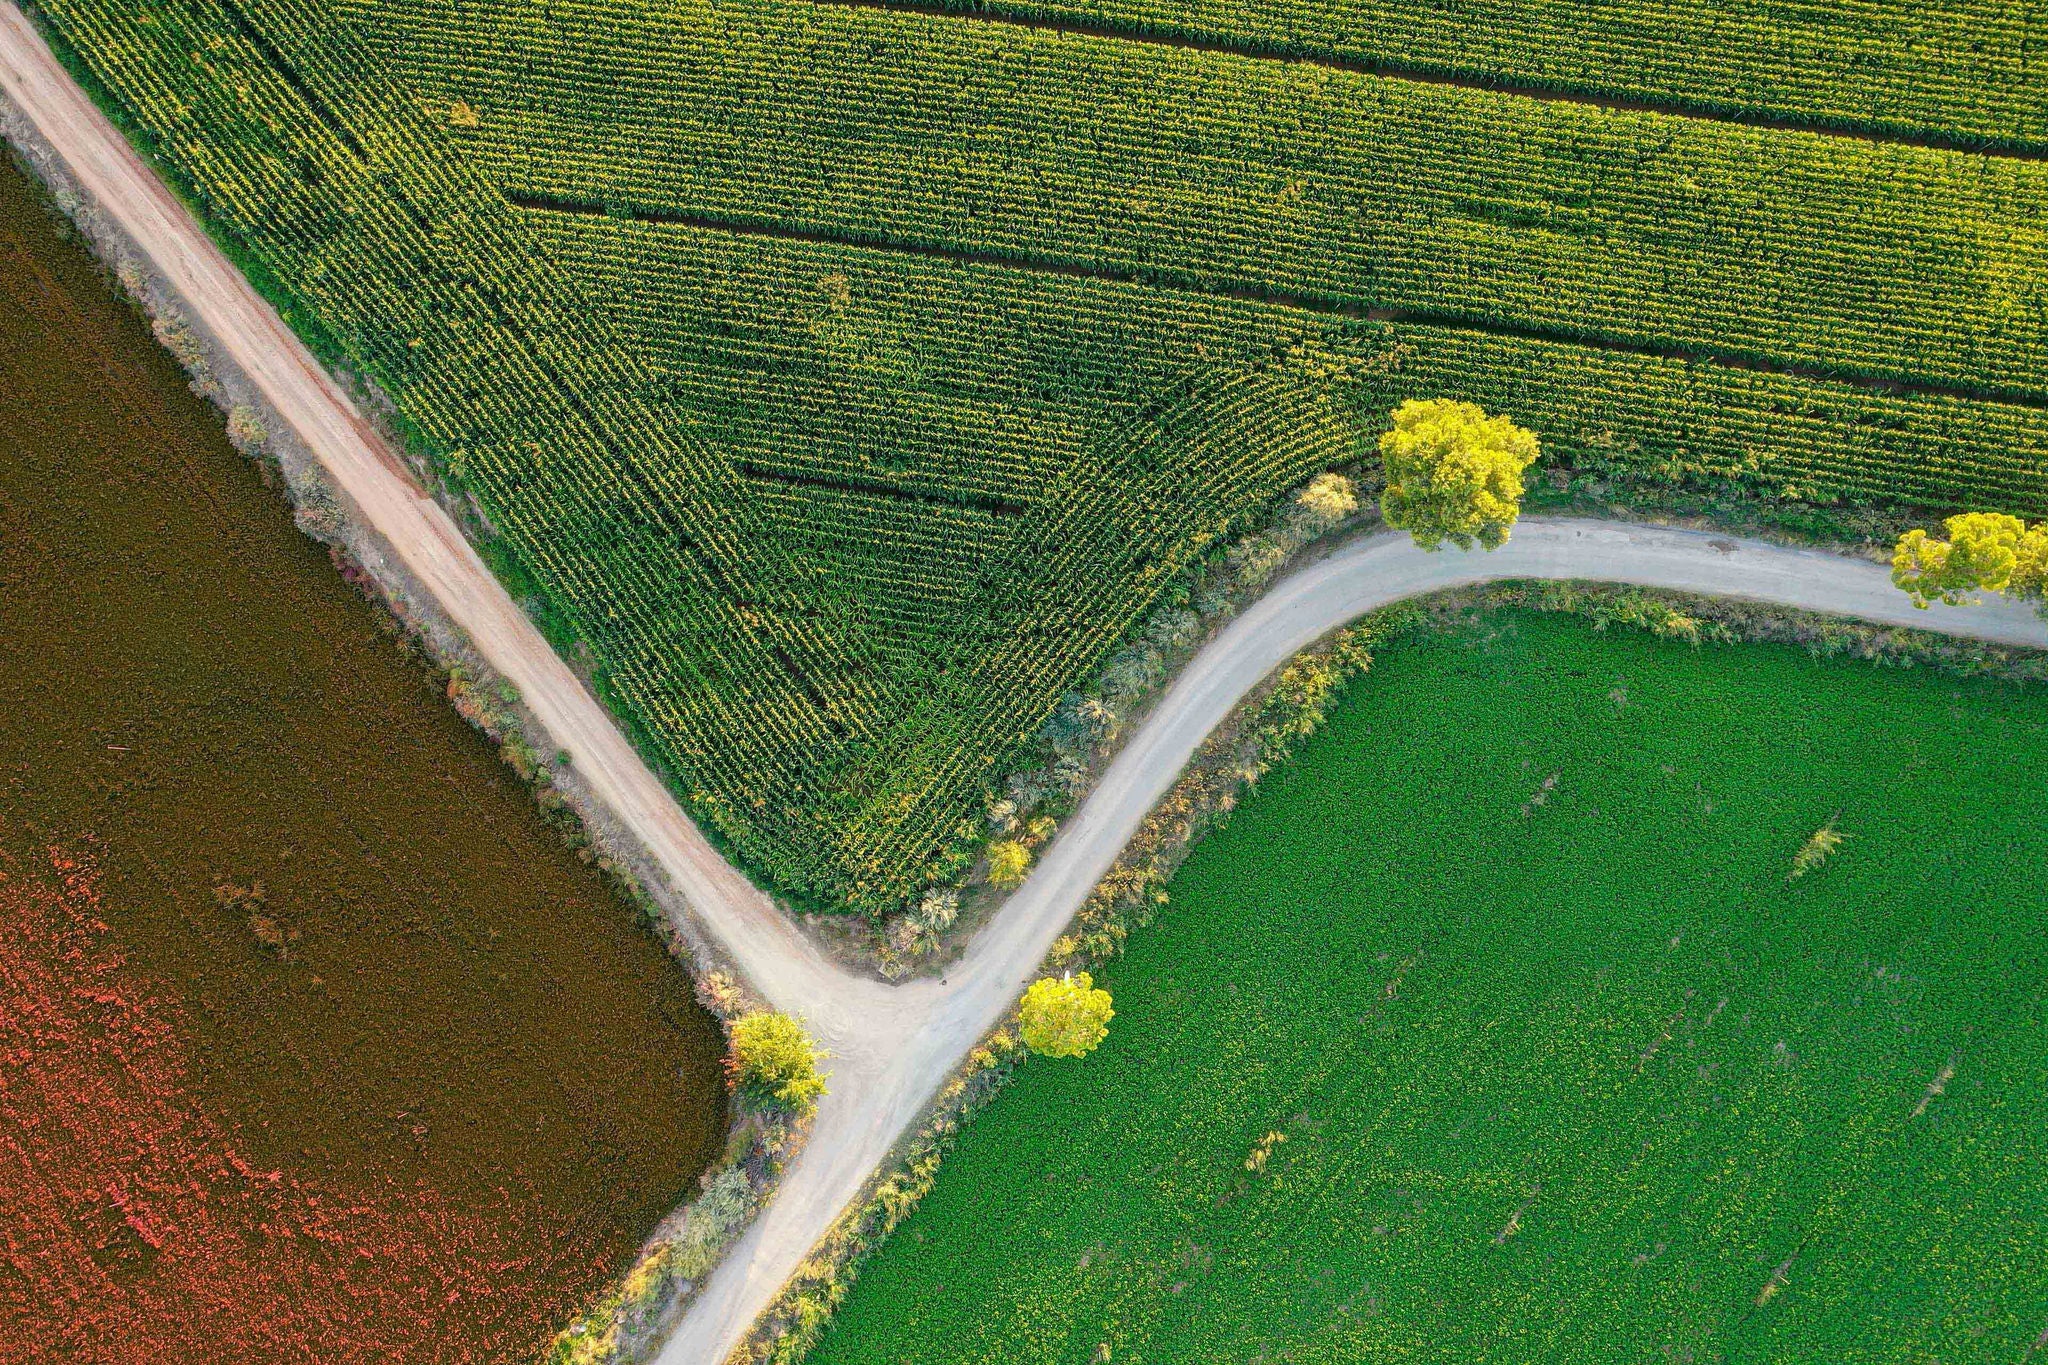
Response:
[[656, 517, 2048, 1364], [7, 11, 2045, 1361]]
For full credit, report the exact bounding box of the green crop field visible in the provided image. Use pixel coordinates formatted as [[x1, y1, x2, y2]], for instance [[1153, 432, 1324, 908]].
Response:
[[805, 609, 2048, 1363], [851, 0, 2048, 153], [31, 0, 2048, 910]]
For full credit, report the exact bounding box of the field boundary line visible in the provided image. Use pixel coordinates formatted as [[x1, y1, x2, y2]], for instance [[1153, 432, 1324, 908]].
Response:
[[659, 521, 2048, 1365], [811, 0, 2048, 162], [510, 193, 2048, 413], [9, 10, 2047, 1364]]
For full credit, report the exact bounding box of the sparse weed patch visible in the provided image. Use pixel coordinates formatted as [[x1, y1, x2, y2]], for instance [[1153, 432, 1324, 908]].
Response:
[[1790, 820, 1848, 879]]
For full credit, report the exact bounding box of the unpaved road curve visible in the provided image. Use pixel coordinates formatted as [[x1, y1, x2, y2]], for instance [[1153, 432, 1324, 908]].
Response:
[[8, 12, 2046, 1362], [662, 518, 2048, 1364]]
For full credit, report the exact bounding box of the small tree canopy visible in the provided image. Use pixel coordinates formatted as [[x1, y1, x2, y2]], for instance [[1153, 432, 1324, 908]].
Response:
[[987, 839, 1033, 890], [1378, 398, 1539, 551], [1893, 512, 2048, 609], [725, 1012, 827, 1114], [1020, 972, 1114, 1058]]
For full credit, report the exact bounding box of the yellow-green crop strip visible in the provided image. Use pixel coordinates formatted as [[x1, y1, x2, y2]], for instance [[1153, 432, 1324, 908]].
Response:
[[806, 610, 2048, 1363], [30, 0, 2048, 911], [817, 0, 2048, 153]]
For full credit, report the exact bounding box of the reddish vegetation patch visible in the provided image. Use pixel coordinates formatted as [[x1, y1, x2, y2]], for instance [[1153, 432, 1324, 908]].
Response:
[[0, 849, 613, 1364], [0, 156, 724, 1361]]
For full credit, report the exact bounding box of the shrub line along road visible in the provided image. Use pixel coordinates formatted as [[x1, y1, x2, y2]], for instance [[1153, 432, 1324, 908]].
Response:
[[6, 8, 2046, 1359]]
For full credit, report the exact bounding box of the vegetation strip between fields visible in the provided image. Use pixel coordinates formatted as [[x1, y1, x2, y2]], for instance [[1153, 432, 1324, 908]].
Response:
[[508, 193, 2048, 414], [812, 0, 2048, 162]]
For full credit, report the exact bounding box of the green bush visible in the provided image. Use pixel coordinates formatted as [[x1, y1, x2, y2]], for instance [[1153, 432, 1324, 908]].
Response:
[[726, 1013, 828, 1114]]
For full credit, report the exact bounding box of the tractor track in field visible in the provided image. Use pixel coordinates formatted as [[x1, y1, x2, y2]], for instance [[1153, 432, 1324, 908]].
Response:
[[5, 8, 2047, 1363], [507, 193, 2048, 414], [815, 0, 2048, 162]]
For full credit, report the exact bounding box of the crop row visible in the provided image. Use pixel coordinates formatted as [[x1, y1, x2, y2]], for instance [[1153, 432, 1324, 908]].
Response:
[[34, 0, 933, 906], [525, 208, 1320, 511], [1405, 327, 2048, 518], [40, 0, 2048, 914], [829, 0, 2048, 153], [350, 0, 2048, 403], [745, 479, 1005, 654], [549, 208, 2048, 525]]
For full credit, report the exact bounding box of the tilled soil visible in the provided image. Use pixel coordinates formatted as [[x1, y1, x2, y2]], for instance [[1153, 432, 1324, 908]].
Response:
[[0, 849, 638, 1362], [0, 156, 725, 1362]]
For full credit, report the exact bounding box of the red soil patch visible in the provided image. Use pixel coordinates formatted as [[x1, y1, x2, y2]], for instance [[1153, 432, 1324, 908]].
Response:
[[0, 848, 612, 1364]]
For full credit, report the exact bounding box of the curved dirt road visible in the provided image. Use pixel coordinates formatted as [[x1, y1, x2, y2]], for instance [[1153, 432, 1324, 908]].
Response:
[[7, 12, 2047, 1361], [659, 518, 2048, 1364]]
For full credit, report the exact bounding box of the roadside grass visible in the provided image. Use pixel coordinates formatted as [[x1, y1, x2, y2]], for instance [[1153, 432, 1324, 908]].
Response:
[[803, 608, 2048, 1364]]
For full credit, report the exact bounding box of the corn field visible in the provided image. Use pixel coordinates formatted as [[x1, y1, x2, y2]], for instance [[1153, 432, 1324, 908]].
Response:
[[33, 0, 2048, 910]]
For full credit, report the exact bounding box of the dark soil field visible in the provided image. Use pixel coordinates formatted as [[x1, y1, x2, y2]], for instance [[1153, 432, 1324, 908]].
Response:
[[0, 156, 726, 1363]]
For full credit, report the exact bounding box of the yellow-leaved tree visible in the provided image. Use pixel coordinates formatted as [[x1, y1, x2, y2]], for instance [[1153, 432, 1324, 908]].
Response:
[[986, 839, 1033, 890], [1378, 398, 1540, 551], [1019, 972, 1114, 1058], [724, 1012, 828, 1114], [1892, 512, 2048, 611]]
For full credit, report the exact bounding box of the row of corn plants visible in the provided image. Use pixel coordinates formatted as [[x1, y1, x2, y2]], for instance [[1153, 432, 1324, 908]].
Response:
[[36, 0, 2048, 917], [348, 0, 2048, 401], [850, 0, 2048, 152]]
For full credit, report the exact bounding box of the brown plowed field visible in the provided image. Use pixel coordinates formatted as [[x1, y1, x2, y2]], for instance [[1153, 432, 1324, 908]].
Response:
[[0, 845, 622, 1361], [0, 155, 725, 1362]]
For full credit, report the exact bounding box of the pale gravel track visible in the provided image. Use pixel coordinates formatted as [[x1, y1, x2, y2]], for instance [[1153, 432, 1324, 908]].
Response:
[[6, 11, 2045, 1361], [663, 518, 2048, 1365]]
